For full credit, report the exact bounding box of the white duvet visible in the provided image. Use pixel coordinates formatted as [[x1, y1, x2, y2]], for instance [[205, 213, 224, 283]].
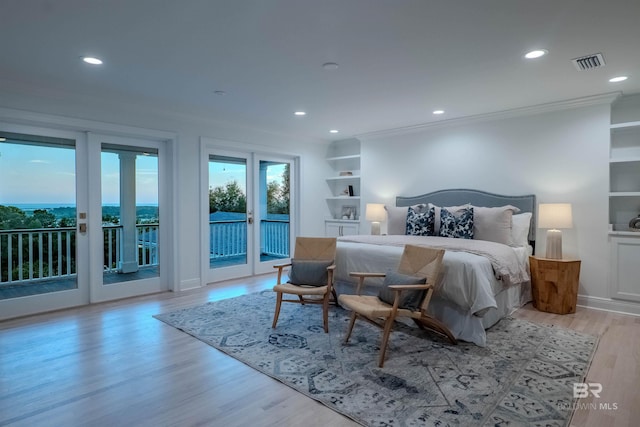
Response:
[[334, 235, 531, 345]]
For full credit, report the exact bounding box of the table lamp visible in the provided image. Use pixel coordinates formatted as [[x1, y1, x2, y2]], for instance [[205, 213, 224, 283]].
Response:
[[538, 203, 573, 259], [365, 203, 386, 235]]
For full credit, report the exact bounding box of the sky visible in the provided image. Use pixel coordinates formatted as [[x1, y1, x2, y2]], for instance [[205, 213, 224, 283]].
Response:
[[0, 141, 286, 207], [0, 142, 158, 206]]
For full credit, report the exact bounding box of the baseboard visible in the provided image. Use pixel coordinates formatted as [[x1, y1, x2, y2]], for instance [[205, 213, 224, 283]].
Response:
[[577, 295, 640, 317], [179, 278, 202, 291]]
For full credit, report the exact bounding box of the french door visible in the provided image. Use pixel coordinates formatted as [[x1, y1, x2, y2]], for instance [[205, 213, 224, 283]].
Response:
[[202, 145, 296, 284], [0, 124, 89, 319], [87, 133, 169, 302], [0, 125, 170, 320]]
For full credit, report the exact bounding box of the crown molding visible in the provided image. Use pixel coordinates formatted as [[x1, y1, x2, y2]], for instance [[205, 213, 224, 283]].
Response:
[[357, 92, 622, 140]]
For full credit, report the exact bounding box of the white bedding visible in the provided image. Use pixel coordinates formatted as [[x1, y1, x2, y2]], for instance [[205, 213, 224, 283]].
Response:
[[334, 235, 531, 346]]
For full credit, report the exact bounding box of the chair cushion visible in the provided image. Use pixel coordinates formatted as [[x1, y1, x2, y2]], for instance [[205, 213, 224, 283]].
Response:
[[377, 270, 427, 310], [287, 259, 333, 286]]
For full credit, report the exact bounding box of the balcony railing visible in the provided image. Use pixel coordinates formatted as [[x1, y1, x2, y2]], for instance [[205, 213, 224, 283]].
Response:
[[1, 219, 290, 285], [209, 219, 289, 260], [0, 224, 160, 284]]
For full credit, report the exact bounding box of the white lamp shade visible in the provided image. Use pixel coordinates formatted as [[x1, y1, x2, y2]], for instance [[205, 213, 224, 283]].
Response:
[[538, 203, 573, 229], [365, 203, 386, 222]]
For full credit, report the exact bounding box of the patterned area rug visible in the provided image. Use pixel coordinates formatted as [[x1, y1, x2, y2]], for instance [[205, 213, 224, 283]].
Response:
[[154, 291, 597, 426]]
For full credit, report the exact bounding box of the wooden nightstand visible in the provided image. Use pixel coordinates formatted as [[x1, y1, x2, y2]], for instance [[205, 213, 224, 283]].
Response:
[[529, 256, 581, 314]]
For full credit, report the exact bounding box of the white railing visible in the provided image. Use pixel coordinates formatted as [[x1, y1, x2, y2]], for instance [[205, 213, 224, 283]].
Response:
[[0, 224, 160, 283], [103, 224, 159, 272], [0, 227, 76, 283], [209, 219, 290, 260], [260, 220, 290, 257]]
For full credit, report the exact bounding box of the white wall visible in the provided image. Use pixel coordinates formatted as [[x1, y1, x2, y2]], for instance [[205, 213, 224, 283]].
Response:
[[360, 103, 615, 306], [0, 88, 331, 292]]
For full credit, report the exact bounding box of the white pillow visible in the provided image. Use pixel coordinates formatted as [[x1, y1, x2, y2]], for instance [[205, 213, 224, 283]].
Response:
[[384, 206, 408, 235], [510, 212, 532, 247], [385, 204, 428, 235], [473, 205, 520, 245]]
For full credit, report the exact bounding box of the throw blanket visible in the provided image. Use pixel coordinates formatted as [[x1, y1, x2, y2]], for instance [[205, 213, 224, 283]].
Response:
[[338, 235, 530, 287]]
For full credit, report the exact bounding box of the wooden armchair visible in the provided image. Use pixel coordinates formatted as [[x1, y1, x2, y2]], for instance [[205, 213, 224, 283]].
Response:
[[272, 237, 337, 333], [338, 244, 456, 367]]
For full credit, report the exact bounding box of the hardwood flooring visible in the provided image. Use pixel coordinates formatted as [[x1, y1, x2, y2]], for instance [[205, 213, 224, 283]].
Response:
[[1, 274, 638, 427]]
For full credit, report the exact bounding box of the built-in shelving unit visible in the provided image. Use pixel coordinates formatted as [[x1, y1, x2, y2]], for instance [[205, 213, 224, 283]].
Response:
[[609, 120, 640, 231], [325, 139, 361, 236], [609, 102, 640, 302]]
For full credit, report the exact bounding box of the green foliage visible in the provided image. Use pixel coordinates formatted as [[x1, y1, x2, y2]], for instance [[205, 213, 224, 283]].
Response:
[[209, 181, 247, 213]]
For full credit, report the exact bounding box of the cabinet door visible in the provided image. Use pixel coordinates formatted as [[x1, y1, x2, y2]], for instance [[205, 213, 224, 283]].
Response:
[[340, 223, 360, 236], [610, 235, 640, 302], [325, 222, 359, 237], [325, 223, 342, 237]]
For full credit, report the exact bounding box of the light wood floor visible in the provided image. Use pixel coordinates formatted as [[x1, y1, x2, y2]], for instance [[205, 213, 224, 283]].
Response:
[[1, 274, 638, 427]]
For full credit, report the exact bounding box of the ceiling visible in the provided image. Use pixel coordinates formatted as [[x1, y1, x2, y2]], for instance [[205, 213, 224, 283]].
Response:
[[1, 0, 639, 141]]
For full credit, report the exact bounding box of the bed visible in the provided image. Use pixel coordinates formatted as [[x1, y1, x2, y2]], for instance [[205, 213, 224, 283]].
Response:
[[333, 189, 536, 346]]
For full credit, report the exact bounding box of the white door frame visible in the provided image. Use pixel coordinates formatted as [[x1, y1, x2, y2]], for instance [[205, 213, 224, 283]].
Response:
[[87, 133, 172, 303], [0, 122, 89, 319], [200, 138, 299, 284]]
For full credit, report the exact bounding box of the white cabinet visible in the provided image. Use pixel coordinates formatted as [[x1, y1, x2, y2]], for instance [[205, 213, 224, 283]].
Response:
[[325, 139, 361, 236], [325, 220, 360, 237], [609, 233, 640, 302], [609, 121, 640, 231]]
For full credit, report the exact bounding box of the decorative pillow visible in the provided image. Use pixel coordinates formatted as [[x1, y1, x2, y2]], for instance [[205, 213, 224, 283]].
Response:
[[439, 207, 474, 239], [472, 205, 520, 245], [378, 270, 427, 310], [510, 212, 533, 247], [384, 206, 408, 235], [429, 203, 469, 235], [406, 206, 435, 236], [385, 204, 428, 235], [287, 259, 333, 286]]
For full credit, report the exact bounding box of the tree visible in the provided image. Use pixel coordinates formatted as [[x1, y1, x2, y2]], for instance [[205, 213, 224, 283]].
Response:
[[32, 209, 57, 228], [209, 181, 247, 213], [0, 205, 28, 230]]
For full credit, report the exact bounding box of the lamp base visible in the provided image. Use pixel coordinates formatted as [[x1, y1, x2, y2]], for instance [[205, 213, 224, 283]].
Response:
[[371, 221, 381, 235], [545, 229, 563, 259]]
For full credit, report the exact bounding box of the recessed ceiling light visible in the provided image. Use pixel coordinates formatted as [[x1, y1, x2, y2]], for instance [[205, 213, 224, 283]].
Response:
[[294, 111, 306, 116], [432, 110, 445, 115], [82, 56, 103, 65], [524, 49, 548, 59], [322, 62, 339, 70], [609, 76, 628, 83], [329, 129, 339, 134]]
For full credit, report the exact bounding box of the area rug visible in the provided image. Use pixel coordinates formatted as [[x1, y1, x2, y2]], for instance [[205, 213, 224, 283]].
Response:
[[154, 291, 598, 426]]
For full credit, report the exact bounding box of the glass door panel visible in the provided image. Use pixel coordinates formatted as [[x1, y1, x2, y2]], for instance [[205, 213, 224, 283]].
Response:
[[208, 155, 249, 270], [258, 160, 290, 266], [0, 132, 78, 300], [101, 144, 160, 285]]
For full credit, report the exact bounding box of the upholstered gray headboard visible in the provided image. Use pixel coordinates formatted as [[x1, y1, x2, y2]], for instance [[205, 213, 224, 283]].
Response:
[[396, 188, 537, 244]]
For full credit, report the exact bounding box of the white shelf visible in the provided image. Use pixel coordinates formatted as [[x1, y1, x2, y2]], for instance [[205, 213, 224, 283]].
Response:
[[611, 121, 640, 129], [610, 157, 640, 163], [326, 154, 360, 162], [609, 192, 640, 197], [609, 230, 640, 236], [326, 196, 361, 201], [325, 175, 361, 181]]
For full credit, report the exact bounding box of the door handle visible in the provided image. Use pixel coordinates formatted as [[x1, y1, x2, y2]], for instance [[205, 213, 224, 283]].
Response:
[[247, 211, 253, 224]]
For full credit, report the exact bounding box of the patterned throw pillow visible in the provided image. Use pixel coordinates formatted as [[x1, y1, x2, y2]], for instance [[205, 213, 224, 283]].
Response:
[[406, 206, 435, 236], [439, 207, 474, 239]]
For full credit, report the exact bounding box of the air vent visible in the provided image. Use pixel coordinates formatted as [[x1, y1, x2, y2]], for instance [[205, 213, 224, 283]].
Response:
[[571, 53, 605, 71]]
